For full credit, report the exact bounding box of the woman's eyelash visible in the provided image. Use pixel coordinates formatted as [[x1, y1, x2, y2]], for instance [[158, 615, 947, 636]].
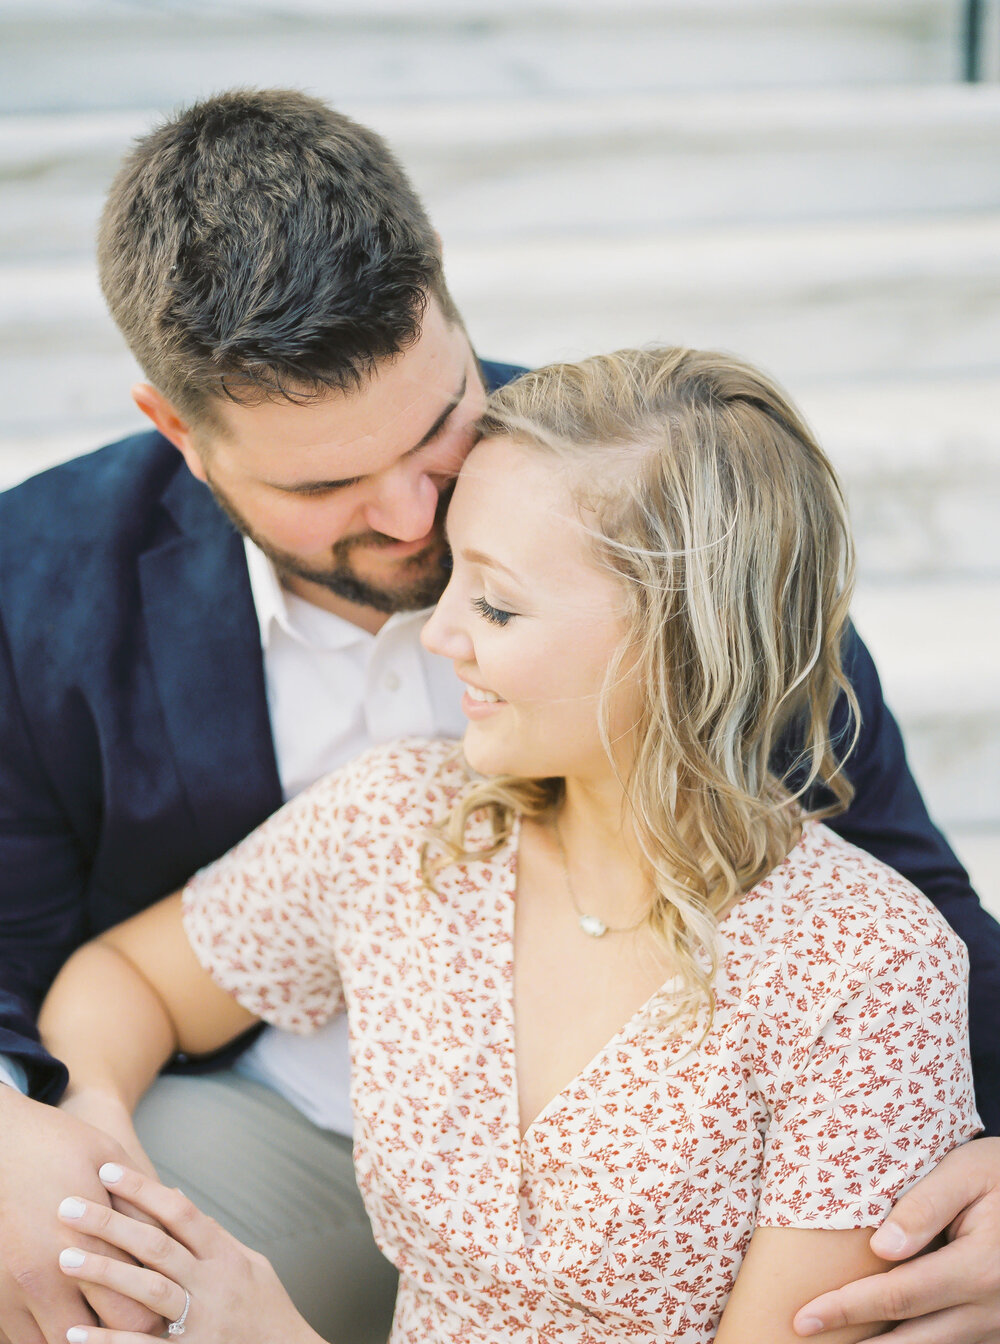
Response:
[[472, 596, 514, 627]]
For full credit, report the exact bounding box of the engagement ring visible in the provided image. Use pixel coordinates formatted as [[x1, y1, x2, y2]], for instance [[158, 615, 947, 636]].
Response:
[[166, 1288, 191, 1337]]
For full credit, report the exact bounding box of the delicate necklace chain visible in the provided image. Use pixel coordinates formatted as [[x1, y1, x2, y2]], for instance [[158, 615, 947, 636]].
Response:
[[552, 815, 647, 939]]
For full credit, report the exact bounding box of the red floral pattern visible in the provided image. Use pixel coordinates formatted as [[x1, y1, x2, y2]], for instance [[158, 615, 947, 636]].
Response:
[[184, 739, 980, 1342]]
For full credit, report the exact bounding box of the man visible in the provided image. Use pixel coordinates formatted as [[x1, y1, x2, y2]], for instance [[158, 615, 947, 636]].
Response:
[[0, 89, 999, 1344]]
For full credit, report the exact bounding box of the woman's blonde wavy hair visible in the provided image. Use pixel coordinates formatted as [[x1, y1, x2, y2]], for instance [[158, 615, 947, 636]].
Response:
[[424, 346, 859, 1017]]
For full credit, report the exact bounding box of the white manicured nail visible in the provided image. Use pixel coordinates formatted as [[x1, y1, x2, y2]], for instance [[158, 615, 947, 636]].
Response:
[[67, 1330, 89, 1343], [58, 1197, 87, 1220], [59, 1248, 86, 1268], [98, 1162, 124, 1184]]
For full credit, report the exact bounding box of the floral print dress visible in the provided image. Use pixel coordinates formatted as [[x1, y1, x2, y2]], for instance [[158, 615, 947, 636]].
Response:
[[183, 738, 980, 1342]]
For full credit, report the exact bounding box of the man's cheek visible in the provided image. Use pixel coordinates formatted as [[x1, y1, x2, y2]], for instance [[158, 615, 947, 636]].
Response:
[[277, 506, 350, 552]]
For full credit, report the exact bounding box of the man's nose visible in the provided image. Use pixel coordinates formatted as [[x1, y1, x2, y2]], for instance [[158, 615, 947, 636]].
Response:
[[365, 468, 439, 543]]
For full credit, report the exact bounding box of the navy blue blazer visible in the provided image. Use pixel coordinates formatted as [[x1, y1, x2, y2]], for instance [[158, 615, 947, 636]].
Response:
[[3, 358, 999, 1133]]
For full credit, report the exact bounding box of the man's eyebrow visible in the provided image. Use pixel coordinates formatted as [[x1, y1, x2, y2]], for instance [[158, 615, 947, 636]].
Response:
[[276, 374, 468, 496], [411, 373, 467, 453]]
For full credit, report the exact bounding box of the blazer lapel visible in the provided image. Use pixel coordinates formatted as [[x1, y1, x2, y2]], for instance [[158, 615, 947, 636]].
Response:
[[138, 468, 283, 861]]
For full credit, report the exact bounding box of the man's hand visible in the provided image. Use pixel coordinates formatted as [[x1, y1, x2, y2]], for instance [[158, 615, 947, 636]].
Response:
[[59, 1087, 158, 1183], [0, 1084, 162, 1344], [794, 1139, 1000, 1343]]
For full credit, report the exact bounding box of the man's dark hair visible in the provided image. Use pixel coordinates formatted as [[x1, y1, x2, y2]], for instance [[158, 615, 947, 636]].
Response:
[[98, 88, 458, 427]]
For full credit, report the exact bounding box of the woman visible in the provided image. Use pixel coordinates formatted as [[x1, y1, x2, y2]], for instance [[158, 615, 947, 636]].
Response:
[[40, 348, 978, 1343]]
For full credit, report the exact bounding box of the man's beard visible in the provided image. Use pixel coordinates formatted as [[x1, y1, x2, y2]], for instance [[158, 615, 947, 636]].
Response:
[[207, 476, 454, 615]]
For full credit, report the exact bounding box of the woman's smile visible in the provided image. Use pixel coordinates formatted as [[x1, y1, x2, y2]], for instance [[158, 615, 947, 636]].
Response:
[[460, 681, 507, 718]]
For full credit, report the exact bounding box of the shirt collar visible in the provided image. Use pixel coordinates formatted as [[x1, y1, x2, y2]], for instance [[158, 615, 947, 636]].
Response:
[[244, 537, 293, 650], [243, 537, 432, 651]]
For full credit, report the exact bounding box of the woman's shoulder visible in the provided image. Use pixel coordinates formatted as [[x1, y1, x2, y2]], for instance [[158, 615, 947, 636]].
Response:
[[723, 821, 967, 987], [725, 825, 980, 1190], [313, 736, 471, 831]]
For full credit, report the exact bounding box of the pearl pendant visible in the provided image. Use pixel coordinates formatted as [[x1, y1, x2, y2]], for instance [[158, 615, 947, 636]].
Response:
[[578, 914, 608, 938]]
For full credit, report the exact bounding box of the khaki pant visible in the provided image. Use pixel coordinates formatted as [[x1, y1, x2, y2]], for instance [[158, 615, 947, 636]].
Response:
[[134, 1070, 398, 1344]]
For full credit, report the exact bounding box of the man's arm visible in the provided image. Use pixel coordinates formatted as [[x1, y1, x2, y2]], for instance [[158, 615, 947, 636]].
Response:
[[0, 617, 166, 1342], [0, 613, 87, 1100], [828, 626, 979, 910]]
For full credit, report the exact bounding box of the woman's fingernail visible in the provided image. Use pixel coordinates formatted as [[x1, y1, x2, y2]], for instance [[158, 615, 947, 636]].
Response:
[[59, 1248, 87, 1269], [796, 1318, 824, 1337], [58, 1197, 87, 1220], [99, 1162, 124, 1185], [67, 1330, 89, 1343], [870, 1221, 908, 1255]]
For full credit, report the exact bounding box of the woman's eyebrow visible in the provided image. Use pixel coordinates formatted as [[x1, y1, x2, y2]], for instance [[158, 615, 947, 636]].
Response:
[[458, 547, 522, 583]]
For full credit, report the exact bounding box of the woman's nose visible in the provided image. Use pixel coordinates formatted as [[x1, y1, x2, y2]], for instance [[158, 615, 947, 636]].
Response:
[[421, 583, 474, 661]]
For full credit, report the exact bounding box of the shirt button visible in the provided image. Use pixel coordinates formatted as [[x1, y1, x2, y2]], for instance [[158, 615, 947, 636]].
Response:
[[384, 672, 401, 692]]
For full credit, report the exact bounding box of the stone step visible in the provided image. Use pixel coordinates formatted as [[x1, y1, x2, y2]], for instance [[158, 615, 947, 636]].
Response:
[[0, 1, 964, 116], [441, 214, 1000, 379], [5, 85, 1000, 260], [5, 211, 998, 420], [851, 580, 1000, 830], [797, 376, 1000, 582], [375, 85, 1000, 240]]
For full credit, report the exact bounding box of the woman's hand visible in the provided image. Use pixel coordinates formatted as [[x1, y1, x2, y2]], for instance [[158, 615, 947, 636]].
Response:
[[56, 1163, 327, 1344]]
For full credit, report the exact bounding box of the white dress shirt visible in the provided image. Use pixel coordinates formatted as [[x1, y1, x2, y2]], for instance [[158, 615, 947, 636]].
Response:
[[0, 1056, 27, 1090], [232, 539, 466, 1134]]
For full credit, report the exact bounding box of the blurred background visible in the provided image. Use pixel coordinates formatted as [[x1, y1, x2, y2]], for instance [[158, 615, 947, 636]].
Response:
[[1, 0, 998, 906]]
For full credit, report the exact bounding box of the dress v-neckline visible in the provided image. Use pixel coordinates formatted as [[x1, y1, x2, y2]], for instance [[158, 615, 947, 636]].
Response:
[[491, 815, 815, 1148], [493, 815, 687, 1147]]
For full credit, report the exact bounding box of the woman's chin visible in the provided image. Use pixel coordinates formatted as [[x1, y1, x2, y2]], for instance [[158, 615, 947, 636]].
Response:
[[462, 728, 553, 783], [461, 734, 501, 778], [462, 726, 519, 780]]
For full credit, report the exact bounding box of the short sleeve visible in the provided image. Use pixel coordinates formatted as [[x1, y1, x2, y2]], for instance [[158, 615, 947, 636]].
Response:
[[182, 771, 350, 1034], [756, 909, 981, 1228]]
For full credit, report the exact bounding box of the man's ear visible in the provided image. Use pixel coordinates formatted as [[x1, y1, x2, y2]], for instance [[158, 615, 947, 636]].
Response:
[[131, 383, 208, 483]]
